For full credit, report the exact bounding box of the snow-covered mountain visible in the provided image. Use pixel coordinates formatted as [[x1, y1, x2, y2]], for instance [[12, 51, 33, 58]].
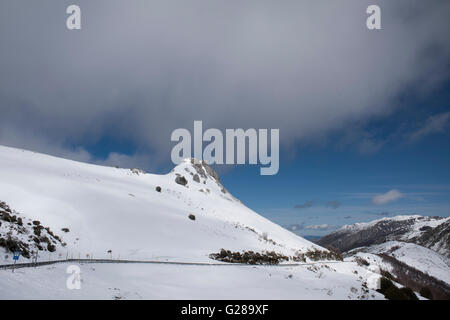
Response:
[[319, 216, 450, 299], [318, 215, 450, 257], [0, 145, 325, 264], [0, 145, 389, 299]]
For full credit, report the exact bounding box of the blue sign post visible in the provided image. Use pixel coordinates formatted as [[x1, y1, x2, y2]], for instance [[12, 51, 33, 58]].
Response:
[[12, 251, 20, 273]]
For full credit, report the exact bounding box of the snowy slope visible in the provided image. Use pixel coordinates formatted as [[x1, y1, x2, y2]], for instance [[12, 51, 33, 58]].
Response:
[[0, 262, 384, 300], [0, 145, 391, 299], [354, 241, 450, 285], [0, 145, 321, 264], [318, 214, 450, 297]]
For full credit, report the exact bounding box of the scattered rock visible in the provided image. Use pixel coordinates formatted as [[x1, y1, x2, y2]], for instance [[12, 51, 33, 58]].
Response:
[[188, 214, 196, 221], [1, 211, 12, 222], [175, 175, 188, 186], [193, 174, 200, 183], [0, 200, 64, 257], [156, 186, 162, 192], [355, 256, 370, 266], [47, 243, 56, 252], [131, 168, 145, 175]]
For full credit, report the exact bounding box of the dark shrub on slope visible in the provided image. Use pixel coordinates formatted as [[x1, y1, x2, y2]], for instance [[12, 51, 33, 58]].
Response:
[[379, 253, 450, 300], [377, 277, 418, 300], [420, 287, 433, 300], [210, 249, 289, 265]]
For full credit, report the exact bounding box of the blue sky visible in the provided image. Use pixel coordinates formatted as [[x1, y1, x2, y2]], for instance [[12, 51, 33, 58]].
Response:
[[76, 81, 450, 236], [221, 83, 450, 235]]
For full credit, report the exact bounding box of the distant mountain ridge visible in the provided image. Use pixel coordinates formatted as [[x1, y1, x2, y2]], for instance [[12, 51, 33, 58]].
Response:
[[318, 215, 450, 257], [318, 215, 450, 299]]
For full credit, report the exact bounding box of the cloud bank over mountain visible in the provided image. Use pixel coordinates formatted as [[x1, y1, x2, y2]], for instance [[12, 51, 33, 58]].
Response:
[[0, 1, 449, 167]]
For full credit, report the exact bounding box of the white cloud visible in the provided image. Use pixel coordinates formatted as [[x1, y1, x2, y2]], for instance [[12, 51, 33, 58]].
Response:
[[305, 224, 333, 230], [409, 112, 450, 142], [94, 152, 155, 171], [372, 189, 403, 205]]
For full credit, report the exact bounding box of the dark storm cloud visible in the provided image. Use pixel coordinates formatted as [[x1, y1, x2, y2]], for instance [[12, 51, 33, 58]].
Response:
[[1, 1, 449, 168]]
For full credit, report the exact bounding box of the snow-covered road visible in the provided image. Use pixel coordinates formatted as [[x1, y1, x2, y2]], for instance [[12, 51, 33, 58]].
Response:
[[0, 262, 383, 300], [0, 258, 355, 271]]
